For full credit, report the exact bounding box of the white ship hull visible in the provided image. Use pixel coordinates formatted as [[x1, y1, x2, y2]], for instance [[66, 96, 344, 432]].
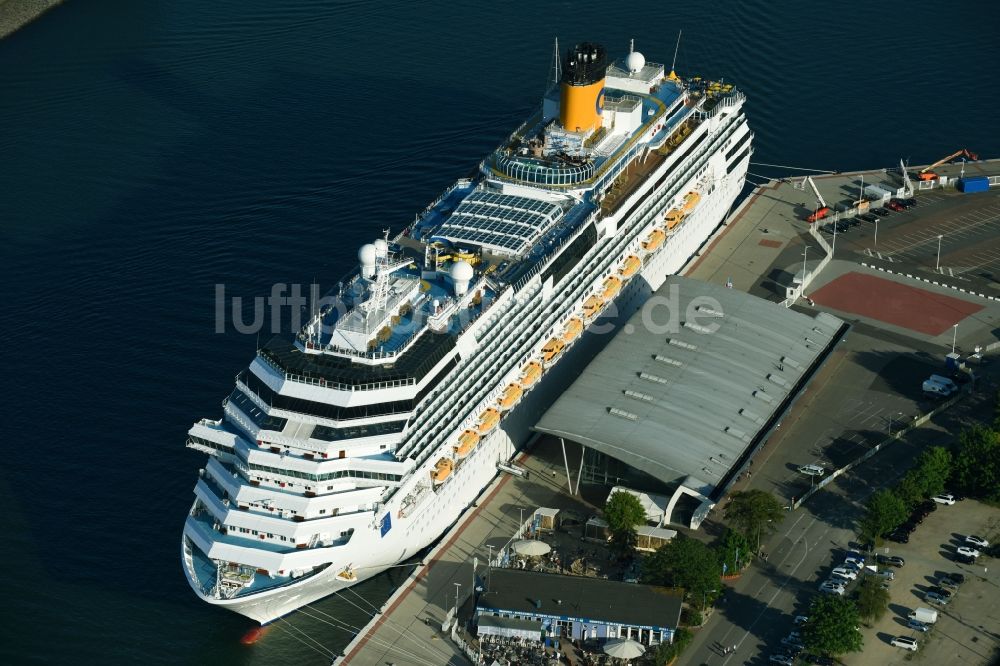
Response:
[[185, 154, 749, 624]]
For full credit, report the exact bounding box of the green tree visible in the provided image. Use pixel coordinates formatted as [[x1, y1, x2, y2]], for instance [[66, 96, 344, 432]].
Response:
[[858, 489, 908, 544], [952, 425, 1000, 501], [911, 446, 952, 498], [855, 576, 890, 625], [723, 490, 786, 551], [604, 491, 645, 557], [653, 627, 693, 665], [716, 528, 751, 574], [643, 536, 720, 609], [803, 594, 863, 656], [893, 472, 923, 511]]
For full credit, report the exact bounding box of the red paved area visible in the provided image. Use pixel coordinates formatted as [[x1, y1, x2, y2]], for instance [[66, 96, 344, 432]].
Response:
[[810, 272, 984, 336], [758, 239, 783, 248]]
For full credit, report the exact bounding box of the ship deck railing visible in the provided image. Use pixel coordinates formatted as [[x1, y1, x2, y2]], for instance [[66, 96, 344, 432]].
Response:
[[256, 351, 417, 392]]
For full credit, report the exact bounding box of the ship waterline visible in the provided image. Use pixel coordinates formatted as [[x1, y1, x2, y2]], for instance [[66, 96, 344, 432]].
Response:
[[182, 38, 752, 623]]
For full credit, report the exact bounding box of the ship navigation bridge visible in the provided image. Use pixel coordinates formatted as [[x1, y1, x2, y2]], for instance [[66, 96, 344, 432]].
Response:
[[533, 276, 847, 529]]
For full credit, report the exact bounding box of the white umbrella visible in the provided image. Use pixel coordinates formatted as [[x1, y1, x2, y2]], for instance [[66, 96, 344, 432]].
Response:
[[603, 638, 646, 659], [512, 539, 551, 556]]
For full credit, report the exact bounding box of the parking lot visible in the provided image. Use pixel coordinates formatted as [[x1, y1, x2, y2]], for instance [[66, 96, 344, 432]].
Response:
[[842, 500, 1000, 666]]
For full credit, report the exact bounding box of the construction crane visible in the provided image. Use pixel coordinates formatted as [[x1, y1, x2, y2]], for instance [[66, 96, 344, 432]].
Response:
[[918, 148, 979, 181], [804, 176, 831, 223]]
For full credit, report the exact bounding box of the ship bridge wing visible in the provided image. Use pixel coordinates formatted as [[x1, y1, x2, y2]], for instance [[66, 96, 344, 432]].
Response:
[[429, 190, 566, 258]]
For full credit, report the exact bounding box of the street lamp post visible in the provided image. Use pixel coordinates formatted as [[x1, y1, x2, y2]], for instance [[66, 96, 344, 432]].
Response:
[[952, 324, 958, 354], [454, 582, 462, 616], [874, 217, 879, 252], [801, 246, 810, 297], [936, 235, 943, 271]]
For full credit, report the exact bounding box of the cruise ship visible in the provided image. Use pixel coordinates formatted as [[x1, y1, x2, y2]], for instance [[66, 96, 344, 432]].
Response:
[[182, 40, 753, 623]]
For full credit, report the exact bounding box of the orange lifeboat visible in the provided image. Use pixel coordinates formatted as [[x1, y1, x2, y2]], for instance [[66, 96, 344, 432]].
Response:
[[478, 407, 501, 434], [582, 295, 604, 319], [498, 383, 523, 411], [432, 458, 453, 485], [541, 337, 565, 362], [619, 255, 641, 278], [681, 190, 701, 213], [454, 429, 480, 458], [664, 207, 683, 230], [642, 229, 665, 252], [519, 361, 542, 388], [562, 317, 583, 344], [602, 276, 622, 301]]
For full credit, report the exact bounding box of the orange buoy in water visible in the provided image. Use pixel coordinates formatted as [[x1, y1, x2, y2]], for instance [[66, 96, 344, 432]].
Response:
[[240, 626, 269, 645]]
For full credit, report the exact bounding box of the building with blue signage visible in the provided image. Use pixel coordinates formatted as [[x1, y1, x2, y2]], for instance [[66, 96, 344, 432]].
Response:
[[475, 569, 683, 647]]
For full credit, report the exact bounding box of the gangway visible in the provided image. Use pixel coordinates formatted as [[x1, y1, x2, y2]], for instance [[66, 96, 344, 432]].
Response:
[[900, 159, 914, 196], [497, 461, 529, 478], [918, 149, 978, 181]]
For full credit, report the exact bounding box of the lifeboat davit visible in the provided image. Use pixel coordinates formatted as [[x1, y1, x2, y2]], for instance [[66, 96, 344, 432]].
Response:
[[601, 276, 622, 301], [562, 317, 583, 344], [478, 407, 501, 434], [619, 255, 641, 278], [642, 229, 665, 252], [498, 383, 523, 411], [541, 337, 565, 362], [455, 429, 480, 458], [432, 458, 453, 485], [240, 626, 270, 645], [519, 361, 543, 388], [582, 294, 604, 319]]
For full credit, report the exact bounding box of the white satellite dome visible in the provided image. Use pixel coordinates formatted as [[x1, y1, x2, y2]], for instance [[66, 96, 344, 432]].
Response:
[[451, 260, 474, 296], [358, 243, 377, 278], [450, 260, 474, 282], [626, 50, 645, 74], [373, 238, 389, 257]]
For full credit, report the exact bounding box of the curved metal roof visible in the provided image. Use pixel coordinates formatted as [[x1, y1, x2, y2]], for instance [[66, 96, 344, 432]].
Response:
[[534, 276, 845, 497]]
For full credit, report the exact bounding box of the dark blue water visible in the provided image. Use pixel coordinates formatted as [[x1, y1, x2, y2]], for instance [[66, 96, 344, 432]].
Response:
[[0, 1, 997, 663]]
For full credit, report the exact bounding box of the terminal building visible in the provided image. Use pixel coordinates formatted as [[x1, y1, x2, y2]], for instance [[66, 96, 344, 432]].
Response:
[[475, 568, 683, 646], [534, 276, 847, 528]]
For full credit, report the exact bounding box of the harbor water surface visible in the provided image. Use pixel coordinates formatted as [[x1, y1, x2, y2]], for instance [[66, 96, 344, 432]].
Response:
[[0, 1, 998, 664]]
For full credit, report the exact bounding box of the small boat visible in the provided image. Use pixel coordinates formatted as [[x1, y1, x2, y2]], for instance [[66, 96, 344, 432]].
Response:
[[432, 458, 453, 485], [681, 191, 701, 214], [336, 565, 357, 582], [582, 295, 604, 319], [498, 383, 524, 410], [642, 229, 665, 252], [562, 317, 583, 344], [454, 429, 480, 458], [664, 207, 683, 230], [477, 407, 501, 434], [519, 361, 543, 388], [240, 626, 270, 645], [619, 255, 641, 278], [541, 337, 565, 362], [601, 276, 622, 301]]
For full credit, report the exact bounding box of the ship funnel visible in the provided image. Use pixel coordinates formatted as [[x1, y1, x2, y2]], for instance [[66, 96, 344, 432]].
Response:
[[451, 260, 474, 297], [559, 42, 607, 133], [358, 244, 377, 278]]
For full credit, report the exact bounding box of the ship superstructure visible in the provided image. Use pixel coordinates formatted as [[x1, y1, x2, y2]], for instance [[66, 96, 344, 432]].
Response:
[[182, 40, 753, 623]]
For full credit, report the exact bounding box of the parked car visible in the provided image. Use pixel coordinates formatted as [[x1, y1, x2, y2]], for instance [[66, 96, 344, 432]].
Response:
[[947, 572, 966, 584], [871, 569, 895, 580], [887, 200, 905, 211], [859, 213, 877, 223], [819, 580, 846, 595], [876, 555, 905, 567], [925, 590, 950, 604], [831, 567, 858, 580], [966, 535, 989, 548], [932, 494, 956, 505], [800, 655, 835, 665], [798, 464, 826, 477], [781, 635, 805, 650], [891, 636, 919, 651], [956, 546, 980, 558], [956, 552, 976, 564], [793, 615, 809, 626], [939, 577, 959, 589], [769, 654, 795, 666], [907, 620, 931, 632], [902, 197, 917, 207], [873, 207, 891, 216], [928, 586, 952, 597], [887, 530, 910, 544]]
